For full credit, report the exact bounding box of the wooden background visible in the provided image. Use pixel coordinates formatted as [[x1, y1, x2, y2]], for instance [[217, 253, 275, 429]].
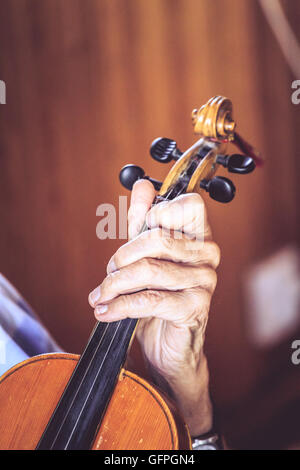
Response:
[[0, 0, 299, 448]]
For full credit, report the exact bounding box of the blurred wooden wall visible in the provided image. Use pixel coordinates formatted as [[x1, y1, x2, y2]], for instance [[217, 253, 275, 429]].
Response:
[[0, 0, 299, 448]]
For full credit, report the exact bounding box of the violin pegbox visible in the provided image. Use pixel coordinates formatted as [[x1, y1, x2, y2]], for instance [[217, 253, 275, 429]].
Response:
[[119, 96, 257, 204]]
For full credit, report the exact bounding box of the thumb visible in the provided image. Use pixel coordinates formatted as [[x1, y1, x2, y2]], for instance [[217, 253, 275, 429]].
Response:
[[128, 179, 156, 240]]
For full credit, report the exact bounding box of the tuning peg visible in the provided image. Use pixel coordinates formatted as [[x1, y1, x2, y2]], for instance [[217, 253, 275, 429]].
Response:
[[200, 176, 236, 203], [216, 154, 255, 174], [150, 137, 183, 163], [119, 164, 162, 191]]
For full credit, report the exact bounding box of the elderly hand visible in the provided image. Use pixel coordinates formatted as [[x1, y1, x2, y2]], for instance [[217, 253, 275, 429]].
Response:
[[89, 179, 220, 436]]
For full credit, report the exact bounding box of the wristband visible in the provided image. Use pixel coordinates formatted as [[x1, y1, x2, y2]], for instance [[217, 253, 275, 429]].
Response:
[[191, 430, 223, 450]]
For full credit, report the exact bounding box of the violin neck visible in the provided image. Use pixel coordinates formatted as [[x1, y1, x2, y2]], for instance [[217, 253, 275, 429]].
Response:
[[37, 182, 184, 449], [37, 318, 137, 449]]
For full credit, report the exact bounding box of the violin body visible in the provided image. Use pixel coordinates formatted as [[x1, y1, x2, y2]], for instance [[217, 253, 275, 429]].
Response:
[[0, 353, 190, 450]]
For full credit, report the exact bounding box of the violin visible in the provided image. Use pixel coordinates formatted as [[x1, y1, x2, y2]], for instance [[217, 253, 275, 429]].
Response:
[[0, 96, 258, 450]]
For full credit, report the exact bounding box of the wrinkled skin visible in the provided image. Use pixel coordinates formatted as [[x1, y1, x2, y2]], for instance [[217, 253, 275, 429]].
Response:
[[89, 179, 220, 435]]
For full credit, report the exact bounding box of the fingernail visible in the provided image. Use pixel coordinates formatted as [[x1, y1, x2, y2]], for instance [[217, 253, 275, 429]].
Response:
[[107, 258, 117, 274], [89, 286, 101, 306], [95, 304, 108, 316]]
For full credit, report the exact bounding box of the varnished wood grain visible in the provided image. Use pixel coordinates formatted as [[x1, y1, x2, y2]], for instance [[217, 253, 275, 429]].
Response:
[[0, 0, 299, 448], [0, 354, 190, 450]]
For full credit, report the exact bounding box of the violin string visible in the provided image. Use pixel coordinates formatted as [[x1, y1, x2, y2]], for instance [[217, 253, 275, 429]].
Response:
[[175, 184, 188, 198], [63, 319, 125, 449], [48, 321, 110, 448], [50, 180, 188, 447], [160, 184, 182, 202], [50, 189, 174, 446]]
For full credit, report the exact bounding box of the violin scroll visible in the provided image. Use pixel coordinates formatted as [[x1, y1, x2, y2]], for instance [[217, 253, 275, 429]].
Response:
[[119, 96, 259, 204], [191, 96, 236, 141]]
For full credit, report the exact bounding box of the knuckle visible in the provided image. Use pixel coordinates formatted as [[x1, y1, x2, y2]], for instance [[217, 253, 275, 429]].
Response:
[[183, 193, 206, 216], [138, 257, 161, 276], [206, 241, 221, 268], [102, 272, 115, 292], [206, 268, 217, 292], [117, 293, 132, 312], [147, 201, 167, 226], [190, 287, 211, 312], [141, 226, 160, 242], [177, 193, 207, 235], [184, 289, 209, 322], [161, 233, 175, 252], [141, 289, 163, 306], [212, 243, 221, 267], [194, 267, 217, 294], [188, 192, 205, 207], [175, 192, 203, 207], [113, 248, 123, 268]]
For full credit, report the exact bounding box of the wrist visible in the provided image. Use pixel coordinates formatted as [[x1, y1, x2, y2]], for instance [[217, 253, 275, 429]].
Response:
[[147, 352, 213, 436], [169, 355, 213, 436]]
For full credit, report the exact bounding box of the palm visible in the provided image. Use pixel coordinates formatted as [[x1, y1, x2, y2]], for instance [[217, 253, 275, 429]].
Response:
[[136, 315, 205, 380]]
